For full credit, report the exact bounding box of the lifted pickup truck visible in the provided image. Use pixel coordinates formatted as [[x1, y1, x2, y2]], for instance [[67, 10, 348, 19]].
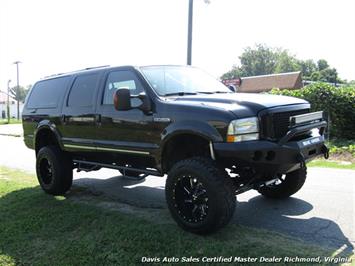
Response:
[[22, 65, 328, 234]]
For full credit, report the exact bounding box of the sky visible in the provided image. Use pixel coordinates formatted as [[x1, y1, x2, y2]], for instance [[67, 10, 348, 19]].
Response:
[[0, 0, 354, 91]]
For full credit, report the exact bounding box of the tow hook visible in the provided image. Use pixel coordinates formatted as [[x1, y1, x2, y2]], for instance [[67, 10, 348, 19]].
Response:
[[297, 153, 306, 169], [321, 145, 329, 159]]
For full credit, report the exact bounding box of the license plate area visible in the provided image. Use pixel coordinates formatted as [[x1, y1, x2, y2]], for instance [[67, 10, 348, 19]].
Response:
[[297, 136, 324, 158], [300, 136, 322, 148]]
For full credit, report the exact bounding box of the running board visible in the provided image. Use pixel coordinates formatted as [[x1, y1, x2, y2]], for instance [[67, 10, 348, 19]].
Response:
[[73, 159, 164, 177]]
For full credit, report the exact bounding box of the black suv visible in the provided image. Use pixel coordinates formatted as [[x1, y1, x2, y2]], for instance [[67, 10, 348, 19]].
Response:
[[22, 65, 328, 234]]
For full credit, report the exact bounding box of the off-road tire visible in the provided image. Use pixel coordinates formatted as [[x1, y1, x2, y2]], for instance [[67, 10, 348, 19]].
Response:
[[36, 145, 73, 195], [258, 168, 307, 199], [165, 157, 236, 234]]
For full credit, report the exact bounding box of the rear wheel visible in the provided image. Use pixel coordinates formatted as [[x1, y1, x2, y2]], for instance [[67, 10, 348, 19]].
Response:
[[258, 168, 307, 199], [165, 157, 236, 234], [36, 145, 73, 195]]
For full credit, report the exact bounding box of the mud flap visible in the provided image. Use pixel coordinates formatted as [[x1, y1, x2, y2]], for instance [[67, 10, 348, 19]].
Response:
[[321, 145, 329, 159], [296, 153, 306, 169]]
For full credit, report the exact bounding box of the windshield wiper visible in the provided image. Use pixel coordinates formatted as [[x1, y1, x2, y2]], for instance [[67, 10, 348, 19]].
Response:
[[197, 91, 231, 94], [196, 91, 213, 94], [163, 92, 197, 96], [213, 91, 232, 93]]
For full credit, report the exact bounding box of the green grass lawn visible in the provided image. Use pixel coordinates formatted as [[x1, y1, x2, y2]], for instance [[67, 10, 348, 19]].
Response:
[[308, 159, 355, 170], [0, 119, 22, 125], [1, 167, 352, 265]]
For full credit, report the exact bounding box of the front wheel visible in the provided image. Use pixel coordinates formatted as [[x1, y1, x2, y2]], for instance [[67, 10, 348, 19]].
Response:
[[165, 157, 236, 234], [258, 168, 307, 199]]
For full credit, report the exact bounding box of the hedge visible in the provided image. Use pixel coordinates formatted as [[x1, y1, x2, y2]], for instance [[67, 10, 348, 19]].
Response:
[[269, 83, 355, 139]]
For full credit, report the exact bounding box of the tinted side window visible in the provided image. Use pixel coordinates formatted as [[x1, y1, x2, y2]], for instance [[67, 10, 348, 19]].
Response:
[[27, 77, 70, 109], [103, 71, 144, 105], [68, 73, 99, 107]]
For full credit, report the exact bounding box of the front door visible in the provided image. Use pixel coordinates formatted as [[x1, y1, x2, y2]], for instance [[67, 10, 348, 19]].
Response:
[[95, 69, 158, 160]]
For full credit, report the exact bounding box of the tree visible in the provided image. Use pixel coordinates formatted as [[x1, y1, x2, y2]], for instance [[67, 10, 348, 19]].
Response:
[[239, 44, 278, 76], [221, 44, 343, 84], [297, 59, 317, 80], [221, 65, 244, 79], [10, 85, 29, 120], [317, 59, 329, 71], [319, 68, 338, 83], [275, 51, 301, 73]]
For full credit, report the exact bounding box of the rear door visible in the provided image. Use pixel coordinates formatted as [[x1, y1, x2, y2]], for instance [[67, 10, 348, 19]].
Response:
[[59, 72, 102, 151]]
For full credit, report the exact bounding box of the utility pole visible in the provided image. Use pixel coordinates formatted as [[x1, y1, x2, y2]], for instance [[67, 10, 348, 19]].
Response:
[[187, 0, 193, 65], [186, 0, 210, 65], [7, 80, 11, 123], [13, 61, 21, 120]]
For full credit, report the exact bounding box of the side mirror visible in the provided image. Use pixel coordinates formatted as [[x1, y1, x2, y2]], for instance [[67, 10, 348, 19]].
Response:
[[228, 85, 237, 92], [113, 88, 152, 114], [114, 88, 132, 111], [136, 93, 152, 114]]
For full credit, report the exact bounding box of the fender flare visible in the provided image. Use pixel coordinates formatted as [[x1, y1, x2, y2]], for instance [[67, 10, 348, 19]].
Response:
[[33, 120, 64, 151], [156, 120, 223, 171], [161, 120, 223, 147]]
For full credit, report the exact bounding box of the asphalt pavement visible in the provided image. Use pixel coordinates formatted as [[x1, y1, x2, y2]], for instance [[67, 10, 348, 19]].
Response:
[[0, 133, 354, 255]]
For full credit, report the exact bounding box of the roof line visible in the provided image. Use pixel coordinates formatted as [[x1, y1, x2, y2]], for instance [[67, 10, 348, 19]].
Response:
[[43, 65, 111, 79], [241, 71, 301, 79]]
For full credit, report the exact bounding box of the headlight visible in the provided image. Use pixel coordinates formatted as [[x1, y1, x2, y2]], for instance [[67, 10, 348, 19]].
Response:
[[227, 117, 259, 142]]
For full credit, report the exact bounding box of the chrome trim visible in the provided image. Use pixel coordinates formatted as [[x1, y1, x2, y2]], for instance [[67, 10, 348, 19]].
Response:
[[64, 144, 95, 150], [96, 146, 149, 155], [209, 142, 216, 160], [63, 144, 150, 155]]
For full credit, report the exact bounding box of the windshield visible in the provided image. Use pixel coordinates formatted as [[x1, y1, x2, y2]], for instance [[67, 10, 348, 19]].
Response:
[[140, 66, 231, 96]]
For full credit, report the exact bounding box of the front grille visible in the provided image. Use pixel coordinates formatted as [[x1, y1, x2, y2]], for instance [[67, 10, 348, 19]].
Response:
[[262, 109, 309, 140]]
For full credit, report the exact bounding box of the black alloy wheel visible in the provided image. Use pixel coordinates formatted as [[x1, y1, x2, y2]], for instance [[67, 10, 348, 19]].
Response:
[[173, 174, 209, 223], [39, 158, 54, 185], [166, 157, 236, 234]]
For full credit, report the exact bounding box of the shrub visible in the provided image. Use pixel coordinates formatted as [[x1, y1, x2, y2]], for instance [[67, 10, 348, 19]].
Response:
[[270, 83, 355, 139]]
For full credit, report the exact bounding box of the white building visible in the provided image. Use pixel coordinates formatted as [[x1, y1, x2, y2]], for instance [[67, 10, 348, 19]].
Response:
[[0, 91, 24, 119]]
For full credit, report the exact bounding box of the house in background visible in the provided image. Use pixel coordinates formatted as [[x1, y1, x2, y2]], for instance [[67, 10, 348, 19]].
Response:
[[223, 71, 303, 93], [0, 91, 24, 119]]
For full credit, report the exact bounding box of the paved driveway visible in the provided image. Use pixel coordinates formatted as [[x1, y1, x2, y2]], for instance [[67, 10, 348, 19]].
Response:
[[0, 124, 23, 137], [0, 134, 354, 255]]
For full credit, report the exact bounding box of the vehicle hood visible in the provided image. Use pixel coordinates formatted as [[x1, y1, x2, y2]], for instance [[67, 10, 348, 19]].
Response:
[[171, 93, 309, 117]]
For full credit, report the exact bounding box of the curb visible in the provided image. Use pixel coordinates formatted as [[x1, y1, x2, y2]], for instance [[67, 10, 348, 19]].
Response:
[[0, 133, 22, 137]]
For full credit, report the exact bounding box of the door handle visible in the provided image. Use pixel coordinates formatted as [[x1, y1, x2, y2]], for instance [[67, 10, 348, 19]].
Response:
[[95, 114, 102, 125], [61, 115, 67, 124]]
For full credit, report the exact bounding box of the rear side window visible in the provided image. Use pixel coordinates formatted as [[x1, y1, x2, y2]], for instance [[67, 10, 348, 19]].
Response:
[[67, 73, 99, 107], [26, 77, 70, 109]]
